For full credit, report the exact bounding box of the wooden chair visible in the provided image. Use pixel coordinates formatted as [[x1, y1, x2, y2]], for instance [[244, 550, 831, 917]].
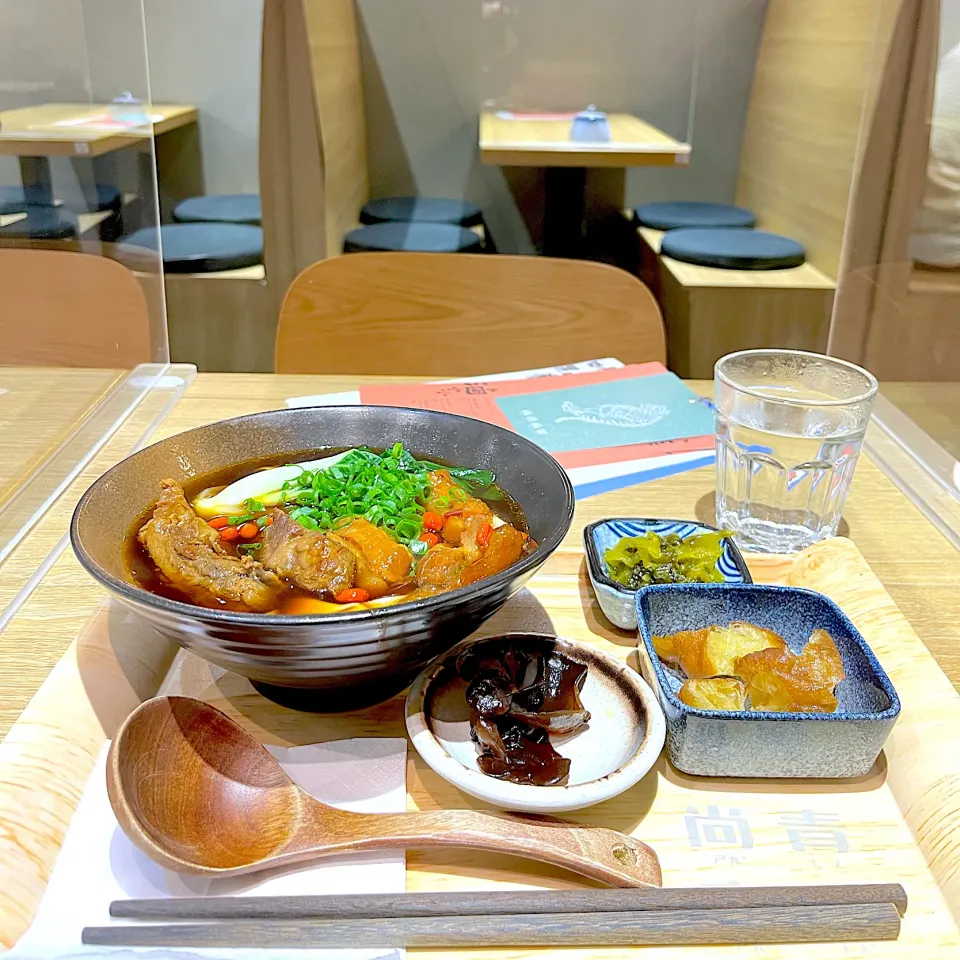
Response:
[[275, 253, 666, 376], [0, 249, 153, 367]]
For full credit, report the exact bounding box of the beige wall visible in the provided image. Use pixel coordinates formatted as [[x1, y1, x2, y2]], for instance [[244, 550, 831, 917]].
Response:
[[140, 0, 263, 195], [0, 0, 89, 186], [0, 0, 262, 200], [82, 0, 263, 196], [3, 0, 762, 248], [358, 0, 768, 254]]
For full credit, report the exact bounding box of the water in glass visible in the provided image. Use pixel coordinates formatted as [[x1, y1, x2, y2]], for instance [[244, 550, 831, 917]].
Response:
[[715, 351, 877, 554]]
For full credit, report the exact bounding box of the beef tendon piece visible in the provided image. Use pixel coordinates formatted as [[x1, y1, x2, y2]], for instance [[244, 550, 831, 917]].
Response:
[[459, 525, 528, 586], [474, 718, 571, 786], [331, 517, 413, 598], [423, 470, 471, 516], [510, 651, 591, 735], [679, 677, 747, 711], [415, 544, 471, 593], [138, 479, 285, 612], [653, 622, 786, 679], [260, 510, 356, 597]]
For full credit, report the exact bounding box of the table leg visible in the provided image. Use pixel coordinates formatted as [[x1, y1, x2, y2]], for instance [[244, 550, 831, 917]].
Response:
[[18, 156, 54, 206], [153, 121, 205, 222], [543, 167, 586, 258]]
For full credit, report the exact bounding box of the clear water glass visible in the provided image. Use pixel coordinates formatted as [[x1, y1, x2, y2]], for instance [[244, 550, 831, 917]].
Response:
[[715, 349, 878, 553]]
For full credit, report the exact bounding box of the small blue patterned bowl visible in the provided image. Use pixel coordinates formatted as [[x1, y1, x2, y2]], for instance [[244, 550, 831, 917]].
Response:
[[583, 518, 751, 630], [636, 583, 901, 778]]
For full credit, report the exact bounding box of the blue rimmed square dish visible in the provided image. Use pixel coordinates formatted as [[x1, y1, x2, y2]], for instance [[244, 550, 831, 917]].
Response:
[[583, 518, 752, 630], [636, 583, 901, 778]]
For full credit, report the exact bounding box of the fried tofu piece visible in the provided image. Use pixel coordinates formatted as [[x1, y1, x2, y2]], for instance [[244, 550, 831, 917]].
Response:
[[653, 622, 785, 679], [796, 629, 846, 688], [678, 677, 747, 711], [736, 629, 845, 713]]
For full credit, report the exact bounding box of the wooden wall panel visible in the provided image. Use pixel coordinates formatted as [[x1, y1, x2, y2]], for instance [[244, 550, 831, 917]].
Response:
[[303, 0, 370, 251], [259, 0, 369, 326], [735, 0, 897, 279]]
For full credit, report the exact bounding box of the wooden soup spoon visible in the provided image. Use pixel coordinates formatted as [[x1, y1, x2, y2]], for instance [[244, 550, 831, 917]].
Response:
[[107, 696, 662, 887]]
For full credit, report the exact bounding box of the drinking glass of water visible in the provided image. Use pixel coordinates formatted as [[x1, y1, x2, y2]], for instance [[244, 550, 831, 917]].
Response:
[[715, 349, 878, 553]]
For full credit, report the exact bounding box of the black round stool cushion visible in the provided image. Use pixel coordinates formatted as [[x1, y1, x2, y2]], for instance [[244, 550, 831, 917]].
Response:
[[0, 205, 79, 240], [635, 201, 757, 231], [118, 223, 263, 273], [0, 184, 120, 214], [174, 194, 262, 225], [344, 222, 484, 254], [660, 228, 806, 270], [360, 196, 483, 228]]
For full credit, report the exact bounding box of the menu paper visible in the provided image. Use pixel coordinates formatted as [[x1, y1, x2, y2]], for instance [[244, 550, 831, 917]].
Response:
[[355, 363, 715, 468], [11, 740, 408, 960], [285, 360, 716, 496]]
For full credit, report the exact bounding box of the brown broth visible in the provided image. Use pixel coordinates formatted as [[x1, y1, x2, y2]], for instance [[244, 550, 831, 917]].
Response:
[[125, 447, 529, 613]]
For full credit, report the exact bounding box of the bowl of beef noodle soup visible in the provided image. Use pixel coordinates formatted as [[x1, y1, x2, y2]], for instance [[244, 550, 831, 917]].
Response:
[[71, 406, 574, 710]]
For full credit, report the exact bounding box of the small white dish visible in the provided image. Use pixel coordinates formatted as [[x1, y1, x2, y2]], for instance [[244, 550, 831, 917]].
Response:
[[405, 633, 665, 813]]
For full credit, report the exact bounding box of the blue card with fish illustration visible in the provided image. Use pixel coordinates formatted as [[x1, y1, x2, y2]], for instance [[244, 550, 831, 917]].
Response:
[[495, 372, 714, 452]]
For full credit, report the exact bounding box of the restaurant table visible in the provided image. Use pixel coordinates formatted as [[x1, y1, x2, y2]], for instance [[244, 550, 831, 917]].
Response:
[[1, 371, 960, 957], [0, 367, 124, 510], [0, 102, 200, 219], [479, 110, 691, 257], [1, 373, 959, 744]]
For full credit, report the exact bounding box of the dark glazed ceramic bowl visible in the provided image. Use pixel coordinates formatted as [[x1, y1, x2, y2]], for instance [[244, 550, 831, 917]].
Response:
[[71, 406, 575, 710], [636, 583, 900, 778]]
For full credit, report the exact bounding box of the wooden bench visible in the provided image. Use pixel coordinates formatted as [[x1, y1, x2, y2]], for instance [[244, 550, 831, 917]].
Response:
[[163, 265, 273, 373], [639, 0, 901, 377], [638, 227, 835, 378]]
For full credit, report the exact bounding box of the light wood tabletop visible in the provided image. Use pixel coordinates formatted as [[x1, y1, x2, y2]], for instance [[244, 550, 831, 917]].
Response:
[[3, 374, 960, 957], [881, 382, 960, 462], [0, 103, 198, 158], [0, 367, 125, 509], [479, 111, 691, 168], [1, 373, 960, 745]]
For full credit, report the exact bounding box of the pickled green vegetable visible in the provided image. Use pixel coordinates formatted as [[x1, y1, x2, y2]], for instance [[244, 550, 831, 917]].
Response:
[[603, 530, 733, 589]]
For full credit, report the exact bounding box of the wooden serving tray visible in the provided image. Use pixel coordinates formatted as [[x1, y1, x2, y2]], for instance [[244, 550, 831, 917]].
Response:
[[1, 537, 959, 958]]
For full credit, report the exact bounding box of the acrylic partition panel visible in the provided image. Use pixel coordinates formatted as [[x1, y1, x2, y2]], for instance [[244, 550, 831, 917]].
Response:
[[475, 0, 704, 257], [141, 0, 270, 375], [822, 0, 960, 551], [0, 0, 193, 606]]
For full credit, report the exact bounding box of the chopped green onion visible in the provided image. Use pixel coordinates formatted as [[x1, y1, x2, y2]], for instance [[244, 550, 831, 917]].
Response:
[[228, 513, 256, 526], [237, 542, 262, 555], [279, 444, 498, 543], [242, 498, 265, 512], [256, 514, 272, 529]]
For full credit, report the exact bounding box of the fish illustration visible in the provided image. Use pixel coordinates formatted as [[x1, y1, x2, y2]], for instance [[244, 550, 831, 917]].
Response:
[[554, 401, 669, 428]]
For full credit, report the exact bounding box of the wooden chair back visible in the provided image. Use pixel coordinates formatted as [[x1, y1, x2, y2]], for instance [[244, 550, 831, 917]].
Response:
[[0, 249, 152, 367], [275, 253, 667, 376]]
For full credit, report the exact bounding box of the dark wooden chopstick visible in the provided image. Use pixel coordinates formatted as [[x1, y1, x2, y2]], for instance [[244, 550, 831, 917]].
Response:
[[109, 883, 908, 920], [83, 903, 902, 948]]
